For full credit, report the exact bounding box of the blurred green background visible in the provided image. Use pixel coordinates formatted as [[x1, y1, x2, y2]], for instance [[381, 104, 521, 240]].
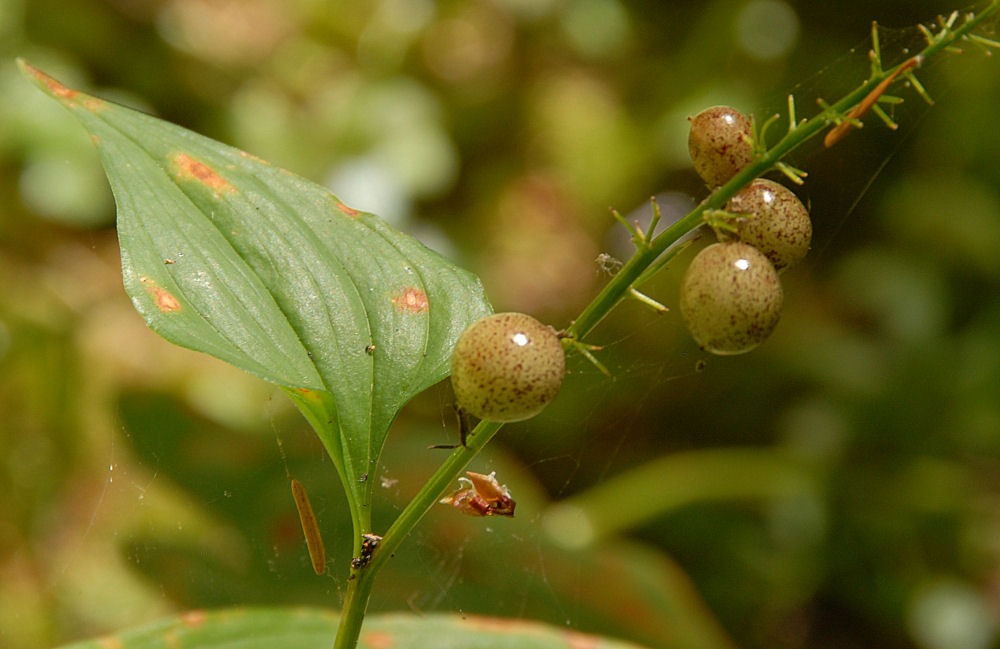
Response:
[[2, 1, 1000, 648]]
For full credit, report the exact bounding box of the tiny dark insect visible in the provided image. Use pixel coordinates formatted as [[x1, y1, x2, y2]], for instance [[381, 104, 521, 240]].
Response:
[[351, 533, 382, 570]]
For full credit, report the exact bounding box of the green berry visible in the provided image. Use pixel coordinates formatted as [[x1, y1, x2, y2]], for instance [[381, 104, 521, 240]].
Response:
[[688, 106, 754, 187], [679, 242, 783, 355], [451, 313, 566, 422], [727, 178, 812, 271]]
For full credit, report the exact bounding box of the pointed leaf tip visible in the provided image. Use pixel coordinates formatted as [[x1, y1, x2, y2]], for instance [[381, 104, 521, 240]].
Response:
[[17, 59, 107, 112], [17, 59, 79, 101]]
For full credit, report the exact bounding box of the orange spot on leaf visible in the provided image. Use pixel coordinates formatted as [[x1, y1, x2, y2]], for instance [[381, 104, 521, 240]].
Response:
[[336, 202, 361, 218], [180, 610, 207, 627], [98, 637, 124, 649], [84, 97, 106, 111], [362, 631, 395, 648], [392, 287, 429, 313], [461, 615, 545, 635], [289, 387, 325, 406], [140, 277, 182, 313], [564, 630, 601, 649], [171, 153, 234, 194]]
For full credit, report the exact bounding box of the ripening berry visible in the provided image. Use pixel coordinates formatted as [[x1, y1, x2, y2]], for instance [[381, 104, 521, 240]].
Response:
[[688, 106, 754, 187], [679, 242, 783, 355], [727, 178, 812, 271], [451, 312, 565, 422]]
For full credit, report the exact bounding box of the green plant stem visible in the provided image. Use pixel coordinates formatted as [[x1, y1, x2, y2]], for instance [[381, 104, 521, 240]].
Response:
[[332, 419, 504, 649], [331, 5, 1000, 647], [544, 447, 816, 545], [332, 570, 377, 649]]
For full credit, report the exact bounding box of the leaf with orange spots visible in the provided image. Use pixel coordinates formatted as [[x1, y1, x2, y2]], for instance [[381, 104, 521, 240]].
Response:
[[19, 60, 492, 527], [55, 608, 653, 649]]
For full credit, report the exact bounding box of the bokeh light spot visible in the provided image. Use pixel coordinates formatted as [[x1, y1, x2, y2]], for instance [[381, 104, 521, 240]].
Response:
[[736, 0, 799, 61]]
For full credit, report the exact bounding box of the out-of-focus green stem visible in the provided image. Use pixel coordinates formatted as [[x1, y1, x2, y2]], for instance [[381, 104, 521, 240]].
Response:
[[542, 448, 817, 547]]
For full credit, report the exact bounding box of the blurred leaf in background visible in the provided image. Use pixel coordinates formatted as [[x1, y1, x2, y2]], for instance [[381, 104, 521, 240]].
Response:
[[2, 1, 1000, 649]]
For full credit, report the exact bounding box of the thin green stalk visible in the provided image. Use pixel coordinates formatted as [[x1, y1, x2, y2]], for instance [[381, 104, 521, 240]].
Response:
[[373, 419, 504, 573], [330, 5, 1000, 647], [332, 420, 504, 649], [332, 570, 377, 649]]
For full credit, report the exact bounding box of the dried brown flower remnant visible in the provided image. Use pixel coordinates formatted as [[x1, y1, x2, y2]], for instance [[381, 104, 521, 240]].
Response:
[[440, 471, 516, 517]]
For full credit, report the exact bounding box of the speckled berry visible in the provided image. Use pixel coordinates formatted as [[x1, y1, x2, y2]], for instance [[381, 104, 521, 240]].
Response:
[[451, 312, 566, 422], [679, 242, 783, 355], [727, 178, 812, 271], [688, 106, 754, 187]]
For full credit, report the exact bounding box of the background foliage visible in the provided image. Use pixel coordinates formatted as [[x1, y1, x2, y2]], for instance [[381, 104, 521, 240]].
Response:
[[2, 1, 999, 649]]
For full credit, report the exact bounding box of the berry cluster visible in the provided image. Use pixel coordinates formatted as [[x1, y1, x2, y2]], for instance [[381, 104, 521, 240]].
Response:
[[681, 106, 812, 355]]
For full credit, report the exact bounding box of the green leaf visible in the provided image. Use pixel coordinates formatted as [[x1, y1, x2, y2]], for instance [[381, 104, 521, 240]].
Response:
[[18, 61, 492, 525], [56, 608, 652, 649]]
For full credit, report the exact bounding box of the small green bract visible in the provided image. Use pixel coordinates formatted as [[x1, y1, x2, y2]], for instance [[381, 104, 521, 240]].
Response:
[[688, 106, 754, 187], [727, 178, 812, 271], [451, 312, 565, 422], [679, 242, 783, 355]]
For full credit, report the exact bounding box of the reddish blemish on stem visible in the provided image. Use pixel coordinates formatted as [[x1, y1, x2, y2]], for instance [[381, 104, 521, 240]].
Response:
[[291, 387, 325, 405], [171, 152, 234, 194], [179, 610, 207, 627], [336, 202, 361, 218], [824, 56, 922, 147], [392, 287, 429, 313], [140, 277, 182, 312], [362, 631, 395, 648]]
